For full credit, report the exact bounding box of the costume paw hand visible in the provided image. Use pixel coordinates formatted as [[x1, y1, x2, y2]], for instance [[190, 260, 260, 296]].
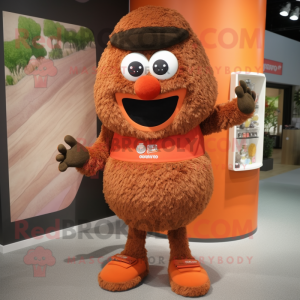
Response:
[[235, 80, 256, 114], [56, 135, 89, 172]]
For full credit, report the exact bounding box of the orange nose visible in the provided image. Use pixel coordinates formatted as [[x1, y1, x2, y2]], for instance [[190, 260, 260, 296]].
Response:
[[134, 75, 161, 100]]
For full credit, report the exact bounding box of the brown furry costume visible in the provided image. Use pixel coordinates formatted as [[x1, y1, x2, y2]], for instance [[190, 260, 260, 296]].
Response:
[[57, 6, 255, 297]]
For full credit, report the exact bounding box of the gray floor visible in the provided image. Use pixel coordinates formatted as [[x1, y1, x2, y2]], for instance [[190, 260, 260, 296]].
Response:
[[1, 169, 300, 300]]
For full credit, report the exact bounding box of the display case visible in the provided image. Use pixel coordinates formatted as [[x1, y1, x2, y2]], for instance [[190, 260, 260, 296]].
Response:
[[228, 72, 266, 171]]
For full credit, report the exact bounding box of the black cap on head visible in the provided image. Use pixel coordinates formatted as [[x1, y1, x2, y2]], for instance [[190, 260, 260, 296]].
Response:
[[110, 26, 189, 51]]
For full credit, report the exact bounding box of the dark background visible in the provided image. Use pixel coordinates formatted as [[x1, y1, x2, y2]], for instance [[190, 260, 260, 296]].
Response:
[[266, 0, 300, 42], [0, 0, 129, 246]]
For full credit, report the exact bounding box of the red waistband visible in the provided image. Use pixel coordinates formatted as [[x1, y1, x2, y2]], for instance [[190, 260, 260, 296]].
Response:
[[109, 126, 205, 163]]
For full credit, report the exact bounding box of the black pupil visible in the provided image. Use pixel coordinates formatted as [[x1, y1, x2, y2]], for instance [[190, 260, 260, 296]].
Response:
[[128, 61, 144, 77], [153, 59, 168, 75]]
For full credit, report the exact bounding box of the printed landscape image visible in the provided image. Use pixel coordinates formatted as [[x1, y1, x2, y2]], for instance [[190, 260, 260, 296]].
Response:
[[3, 11, 97, 221]]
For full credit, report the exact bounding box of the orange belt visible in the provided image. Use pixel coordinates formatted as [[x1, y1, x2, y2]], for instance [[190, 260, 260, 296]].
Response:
[[110, 126, 205, 163]]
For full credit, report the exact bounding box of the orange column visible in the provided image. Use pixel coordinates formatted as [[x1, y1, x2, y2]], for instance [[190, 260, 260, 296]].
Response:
[[130, 0, 266, 240]]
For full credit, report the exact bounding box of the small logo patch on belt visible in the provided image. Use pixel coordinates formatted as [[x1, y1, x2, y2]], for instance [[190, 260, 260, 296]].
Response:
[[147, 144, 158, 153], [136, 143, 146, 154]]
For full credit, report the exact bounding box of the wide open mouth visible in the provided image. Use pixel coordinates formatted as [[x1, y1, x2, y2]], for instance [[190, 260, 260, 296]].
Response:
[[115, 89, 186, 132], [122, 96, 178, 127]]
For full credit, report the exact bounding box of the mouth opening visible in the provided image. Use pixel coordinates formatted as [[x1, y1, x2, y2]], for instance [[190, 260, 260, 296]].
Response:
[[122, 96, 179, 127]]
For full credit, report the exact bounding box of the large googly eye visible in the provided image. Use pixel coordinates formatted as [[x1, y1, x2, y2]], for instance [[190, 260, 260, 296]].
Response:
[[149, 50, 178, 80], [120, 53, 149, 82]]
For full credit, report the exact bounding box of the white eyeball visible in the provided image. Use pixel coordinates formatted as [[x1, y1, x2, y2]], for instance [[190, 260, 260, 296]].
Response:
[[149, 50, 178, 80], [120, 53, 149, 81]]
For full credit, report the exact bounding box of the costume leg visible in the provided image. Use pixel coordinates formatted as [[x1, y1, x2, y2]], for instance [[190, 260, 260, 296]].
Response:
[[168, 226, 193, 260], [168, 227, 210, 297], [120, 226, 148, 261], [98, 226, 148, 291]]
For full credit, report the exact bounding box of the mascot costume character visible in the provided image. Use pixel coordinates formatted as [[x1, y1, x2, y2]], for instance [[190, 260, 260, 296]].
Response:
[[56, 6, 255, 297]]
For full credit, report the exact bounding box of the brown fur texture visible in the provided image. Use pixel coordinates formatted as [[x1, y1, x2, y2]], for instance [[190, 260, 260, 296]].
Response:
[[168, 227, 193, 260], [121, 227, 148, 262], [76, 125, 113, 176], [94, 6, 218, 140], [200, 98, 253, 136], [103, 153, 214, 232], [76, 6, 253, 226], [70, 6, 256, 293]]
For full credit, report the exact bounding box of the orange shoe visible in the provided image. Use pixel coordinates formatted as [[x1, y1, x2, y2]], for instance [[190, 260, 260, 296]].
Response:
[[168, 258, 210, 297], [98, 254, 148, 291]]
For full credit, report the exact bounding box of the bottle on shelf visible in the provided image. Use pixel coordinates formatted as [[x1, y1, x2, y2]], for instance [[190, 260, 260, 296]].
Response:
[[245, 79, 255, 91], [245, 78, 259, 104]]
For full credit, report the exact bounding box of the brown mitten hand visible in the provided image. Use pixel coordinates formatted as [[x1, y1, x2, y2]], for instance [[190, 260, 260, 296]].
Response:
[[56, 135, 89, 172], [235, 80, 256, 114]]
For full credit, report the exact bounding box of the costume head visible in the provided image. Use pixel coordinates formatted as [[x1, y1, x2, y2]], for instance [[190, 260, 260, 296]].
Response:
[[94, 5, 218, 140]]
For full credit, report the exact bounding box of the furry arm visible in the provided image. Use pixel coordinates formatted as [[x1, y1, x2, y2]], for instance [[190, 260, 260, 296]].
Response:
[[200, 98, 254, 136], [76, 125, 114, 177]]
